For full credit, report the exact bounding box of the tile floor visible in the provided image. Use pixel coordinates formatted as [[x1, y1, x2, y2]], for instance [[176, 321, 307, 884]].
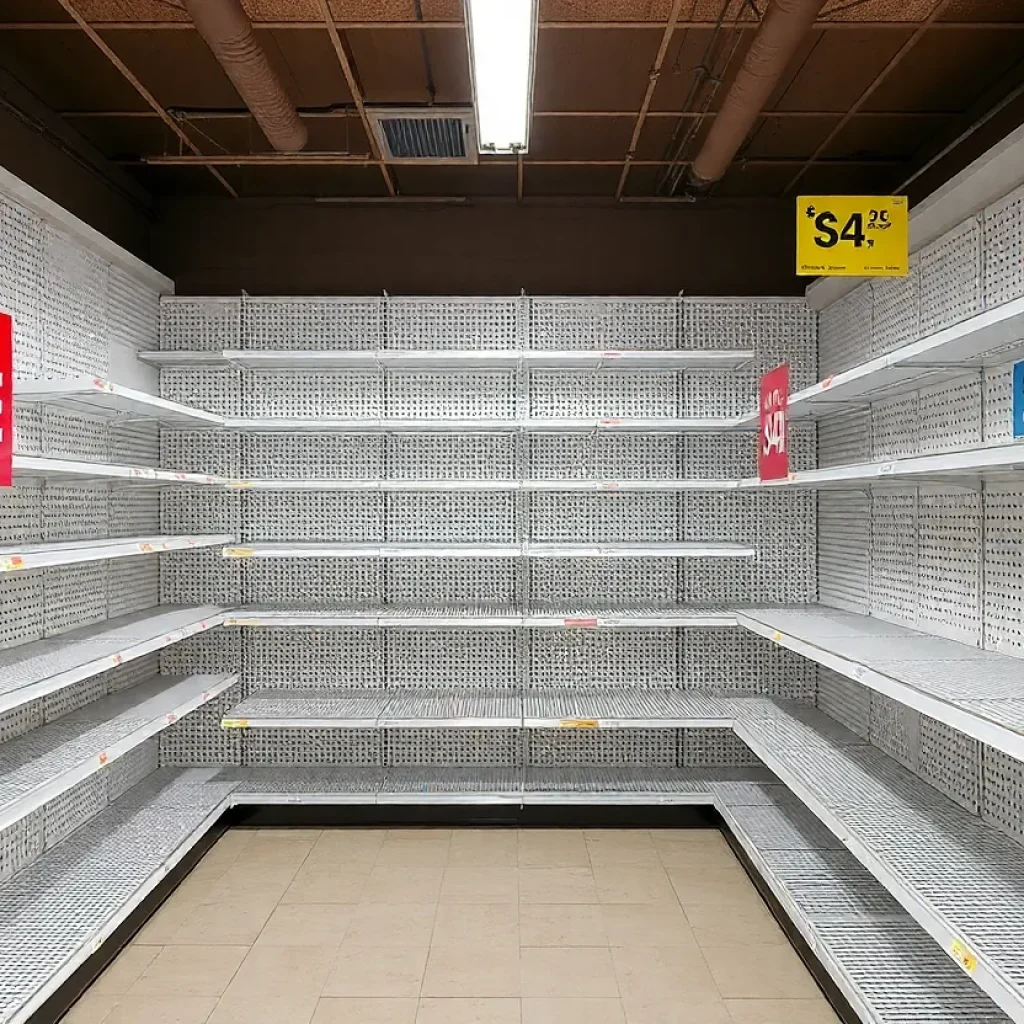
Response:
[[64, 827, 843, 1024]]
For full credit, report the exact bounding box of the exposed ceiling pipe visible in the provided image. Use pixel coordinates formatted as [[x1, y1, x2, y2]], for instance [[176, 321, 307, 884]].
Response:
[[688, 0, 828, 189], [182, 0, 307, 152]]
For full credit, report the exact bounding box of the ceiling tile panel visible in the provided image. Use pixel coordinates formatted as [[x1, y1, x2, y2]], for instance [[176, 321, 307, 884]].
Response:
[[346, 28, 431, 103], [530, 115, 633, 160]]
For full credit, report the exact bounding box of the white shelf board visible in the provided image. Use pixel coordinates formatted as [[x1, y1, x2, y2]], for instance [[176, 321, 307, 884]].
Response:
[[736, 606, 1024, 763], [522, 689, 735, 729], [0, 672, 237, 832], [12, 455, 227, 487], [223, 416, 747, 434], [14, 377, 224, 427], [0, 534, 233, 573], [222, 542, 756, 560], [228, 477, 738, 492], [0, 604, 225, 715], [739, 297, 1024, 424]]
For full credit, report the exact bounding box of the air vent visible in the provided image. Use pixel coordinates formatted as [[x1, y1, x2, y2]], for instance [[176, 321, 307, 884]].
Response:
[[368, 108, 479, 165]]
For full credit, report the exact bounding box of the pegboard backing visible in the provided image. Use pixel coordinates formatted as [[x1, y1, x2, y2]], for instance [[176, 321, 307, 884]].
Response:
[[41, 409, 109, 463], [388, 297, 522, 350], [385, 728, 519, 766], [246, 434, 382, 480], [161, 548, 241, 607], [246, 629, 382, 689], [917, 376, 982, 455], [247, 369, 381, 418], [682, 728, 759, 767], [389, 493, 514, 543], [244, 296, 382, 350], [162, 489, 240, 538], [917, 715, 981, 814], [244, 492, 382, 543], [387, 630, 516, 689], [160, 681, 242, 766], [682, 369, 757, 418], [983, 361, 1016, 446], [532, 297, 678, 350], [816, 282, 872, 379], [161, 297, 240, 351], [818, 490, 869, 614], [0, 810, 43, 885], [684, 433, 753, 479], [243, 558, 380, 608], [43, 564, 106, 636], [530, 630, 678, 689], [983, 486, 1024, 657], [0, 572, 43, 649], [109, 490, 160, 539], [109, 422, 160, 468], [872, 394, 920, 460], [391, 370, 515, 419], [683, 298, 814, 364], [981, 745, 1024, 843], [530, 493, 678, 543], [1, 195, 42, 376], [816, 666, 870, 739], [530, 371, 678, 418], [163, 431, 242, 477], [387, 558, 514, 608], [160, 366, 241, 416], [983, 184, 1024, 309], [918, 216, 982, 336], [871, 262, 919, 359], [243, 728, 380, 765], [109, 266, 159, 353], [390, 434, 514, 480], [531, 433, 679, 480], [530, 558, 677, 610], [682, 629, 761, 693], [527, 729, 676, 767], [870, 489, 918, 626], [869, 692, 919, 772]]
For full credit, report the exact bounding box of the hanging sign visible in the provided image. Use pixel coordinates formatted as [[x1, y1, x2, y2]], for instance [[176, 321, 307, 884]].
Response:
[[1014, 361, 1024, 439], [796, 195, 908, 277], [759, 364, 789, 482], [0, 313, 11, 488]]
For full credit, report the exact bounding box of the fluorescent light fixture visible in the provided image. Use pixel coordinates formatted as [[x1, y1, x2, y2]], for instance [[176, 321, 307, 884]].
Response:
[[465, 0, 538, 153]]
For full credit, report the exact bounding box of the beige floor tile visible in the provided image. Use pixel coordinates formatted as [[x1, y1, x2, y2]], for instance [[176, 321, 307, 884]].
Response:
[[376, 839, 452, 868], [669, 875, 763, 908], [255, 827, 323, 840], [389, 828, 454, 841], [229, 846, 311, 875], [282, 865, 371, 904], [621, 996, 733, 1023], [518, 830, 590, 868], [519, 904, 607, 946], [611, 947, 719, 1003], [683, 904, 785, 947], [344, 902, 437, 947], [520, 946, 618, 998], [724, 999, 841, 1024], [210, 830, 257, 856], [134, 898, 201, 945], [311, 829, 387, 865], [172, 871, 233, 904], [214, 865, 299, 904], [323, 946, 429, 998], [104, 995, 219, 1024], [585, 832, 660, 868], [167, 898, 278, 946], [599, 904, 697, 948], [361, 866, 445, 903], [421, 946, 520, 997], [312, 998, 418, 1023], [90, 944, 161, 995], [702, 946, 822, 1000], [128, 945, 248, 998], [440, 866, 519, 904], [519, 867, 598, 904], [650, 830, 727, 847], [592, 866, 676, 905], [223, 945, 336, 1000], [416, 997, 521, 1023], [449, 829, 518, 867], [522, 997, 626, 1024], [61, 992, 121, 1023], [256, 903, 354, 947], [432, 903, 519, 948], [658, 848, 747, 876], [207, 992, 318, 1024]]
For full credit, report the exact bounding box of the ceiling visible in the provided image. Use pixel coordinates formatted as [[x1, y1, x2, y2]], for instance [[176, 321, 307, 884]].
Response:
[[0, 0, 1022, 203]]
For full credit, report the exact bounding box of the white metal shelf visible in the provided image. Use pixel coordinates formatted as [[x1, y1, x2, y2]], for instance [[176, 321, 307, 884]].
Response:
[[739, 296, 1024, 424], [221, 542, 757, 560], [522, 689, 736, 728], [737, 606, 1024, 763], [734, 704, 1024, 1022], [0, 672, 237, 833], [223, 416, 748, 433], [0, 534, 233, 573], [229, 478, 738, 492], [13, 377, 224, 427], [13, 455, 227, 487], [142, 347, 755, 371], [0, 605, 225, 715]]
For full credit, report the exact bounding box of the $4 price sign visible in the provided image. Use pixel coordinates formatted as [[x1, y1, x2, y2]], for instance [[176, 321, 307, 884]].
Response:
[[759, 364, 789, 482], [796, 195, 908, 277]]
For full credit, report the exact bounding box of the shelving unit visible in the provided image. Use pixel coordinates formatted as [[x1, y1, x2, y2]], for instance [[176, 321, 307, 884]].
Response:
[[12, 456, 227, 486], [221, 415, 748, 432], [0, 534, 232, 572]]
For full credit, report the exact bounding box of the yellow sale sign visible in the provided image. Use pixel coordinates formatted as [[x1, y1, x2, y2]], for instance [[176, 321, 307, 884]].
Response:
[[796, 195, 908, 277]]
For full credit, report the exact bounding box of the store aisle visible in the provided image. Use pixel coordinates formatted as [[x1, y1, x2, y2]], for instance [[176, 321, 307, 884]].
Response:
[[63, 827, 841, 1024]]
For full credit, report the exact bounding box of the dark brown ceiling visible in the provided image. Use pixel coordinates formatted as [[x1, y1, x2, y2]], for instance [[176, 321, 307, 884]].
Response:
[[0, 0, 1022, 203]]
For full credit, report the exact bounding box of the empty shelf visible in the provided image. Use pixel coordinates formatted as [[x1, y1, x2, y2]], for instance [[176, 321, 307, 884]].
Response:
[[0, 605, 224, 714], [523, 689, 735, 728], [12, 456, 226, 487], [13, 377, 224, 427], [736, 606, 1024, 762], [0, 673, 237, 831], [222, 542, 756, 560], [0, 535, 233, 572], [222, 416, 747, 433], [229, 477, 738, 492]]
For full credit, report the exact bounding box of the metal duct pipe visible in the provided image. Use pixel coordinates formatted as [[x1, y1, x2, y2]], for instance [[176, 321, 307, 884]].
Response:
[[182, 0, 307, 152], [688, 0, 828, 188]]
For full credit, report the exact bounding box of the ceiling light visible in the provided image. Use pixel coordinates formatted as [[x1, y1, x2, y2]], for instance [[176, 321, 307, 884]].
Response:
[[465, 0, 538, 154]]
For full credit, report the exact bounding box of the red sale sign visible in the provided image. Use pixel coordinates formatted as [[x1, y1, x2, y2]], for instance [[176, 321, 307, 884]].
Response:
[[759, 363, 789, 481], [0, 313, 11, 487]]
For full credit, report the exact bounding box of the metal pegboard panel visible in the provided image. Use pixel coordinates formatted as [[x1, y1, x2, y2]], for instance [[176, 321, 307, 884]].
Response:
[[680, 558, 756, 606], [531, 493, 678, 543], [530, 629, 678, 689], [981, 745, 1024, 844], [163, 430, 242, 477], [761, 642, 817, 702], [42, 484, 107, 541], [160, 365, 242, 416], [108, 265, 160, 353], [390, 434, 514, 480], [816, 666, 870, 739], [95, 651, 160, 696], [983, 184, 1024, 309], [388, 630, 516, 689], [872, 393, 920, 460], [109, 422, 160, 468], [918, 375, 983, 455], [244, 728, 381, 765], [530, 370, 679, 418], [391, 370, 515, 419], [44, 772, 108, 850], [389, 493, 514, 543], [105, 737, 159, 801], [385, 727, 520, 766], [684, 297, 814, 362], [0, 809, 43, 885], [40, 408, 109, 463], [531, 433, 679, 480], [0, 699, 43, 743], [162, 489, 240, 537], [819, 490, 870, 615], [818, 411, 871, 468], [917, 715, 981, 814], [682, 727, 759, 766], [160, 628, 241, 677], [530, 557, 677, 610], [107, 557, 160, 619], [527, 728, 676, 767], [983, 486, 1024, 657], [816, 283, 872, 379], [983, 360, 1016, 446], [917, 488, 982, 646], [244, 558, 380, 608], [0, 482, 42, 543], [13, 404, 42, 456], [244, 492, 382, 543], [682, 370, 756, 418], [44, 564, 106, 636], [247, 368, 381, 418], [870, 489, 918, 625], [869, 691, 919, 772], [683, 433, 754, 479], [42, 674, 106, 723], [918, 215, 983, 336], [160, 681, 242, 766], [245, 628, 382, 689], [161, 548, 241, 607], [0, 572, 43, 649], [388, 558, 514, 608], [246, 433, 382, 479], [244, 296, 383, 350], [684, 491, 757, 543], [871, 259, 920, 359], [0, 195, 42, 377], [388, 296, 522, 350], [109, 490, 160, 538], [532, 296, 678, 350], [682, 629, 762, 693], [39, 223, 108, 377], [753, 491, 817, 606], [160, 296, 240, 351]]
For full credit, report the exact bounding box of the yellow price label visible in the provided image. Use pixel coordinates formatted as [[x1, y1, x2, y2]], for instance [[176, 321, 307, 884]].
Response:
[[797, 195, 908, 277], [560, 718, 599, 729], [222, 718, 249, 729], [0, 556, 25, 571], [950, 939, 977, 975], [771, 631, 782, 642], [223, 547, 255, 558], [230, 480, 255, 489]]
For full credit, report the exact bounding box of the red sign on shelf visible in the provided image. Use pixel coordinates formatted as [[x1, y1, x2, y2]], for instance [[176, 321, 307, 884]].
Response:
[[0, 313, 11, 488], [759, 363, 789, 481]]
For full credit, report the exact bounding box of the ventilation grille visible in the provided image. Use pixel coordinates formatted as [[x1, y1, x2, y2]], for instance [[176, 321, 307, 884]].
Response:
[[370, 109, 478, 164]]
